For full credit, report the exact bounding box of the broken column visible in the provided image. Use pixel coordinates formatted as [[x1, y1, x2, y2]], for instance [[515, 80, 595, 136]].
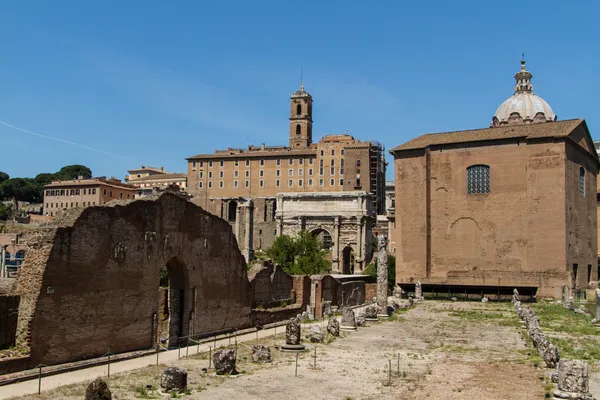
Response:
[[512, 288, 520, 303], [376, 235, 389, 317], [281, 317, 305, 352], [553, 359, 593, 400], [340, 307, 357, 331], [415, 281, 423, 301]]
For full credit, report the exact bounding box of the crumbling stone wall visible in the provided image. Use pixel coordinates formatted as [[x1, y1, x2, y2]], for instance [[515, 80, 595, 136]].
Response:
[[249, 262, 293, 308], [12, 192, 253, 367], [338, 281, 365, 307], [0, 296, 19, 349]]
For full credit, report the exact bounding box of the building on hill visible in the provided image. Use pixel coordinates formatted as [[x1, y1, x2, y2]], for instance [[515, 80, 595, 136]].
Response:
[[186, 83, 386, 271], [390, 59, 598, 299], [43, 177, 137, 217], [125, 166, 187, 198]]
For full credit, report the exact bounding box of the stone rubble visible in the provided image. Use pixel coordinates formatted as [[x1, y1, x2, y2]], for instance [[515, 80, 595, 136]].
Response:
[[160, 367, 188, 393], [341, 307, 357, 328], [554, 359, 594, 400], [514, 298, 560, 369], [364, 305, 378, 319], [355, 314, 366, 327], [285, 317, 302, 345], [307, 325, 324, 343], [327, 318, 340, 337], [85, 377, 112, 400], [213, 349, 237, 375], [251, 345, 272, 363]]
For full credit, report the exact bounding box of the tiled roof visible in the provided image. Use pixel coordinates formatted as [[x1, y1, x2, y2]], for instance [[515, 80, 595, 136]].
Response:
[[390, 119, 586, 153], [44, 179, 137, 191], [129, 173, 187, 182]]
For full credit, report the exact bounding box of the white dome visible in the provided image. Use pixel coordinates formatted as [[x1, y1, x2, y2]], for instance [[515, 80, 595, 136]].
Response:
[[491, 60, 556, 127]]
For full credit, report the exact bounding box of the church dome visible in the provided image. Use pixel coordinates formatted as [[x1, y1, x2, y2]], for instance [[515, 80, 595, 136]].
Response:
[[491, 59, 556, 127]]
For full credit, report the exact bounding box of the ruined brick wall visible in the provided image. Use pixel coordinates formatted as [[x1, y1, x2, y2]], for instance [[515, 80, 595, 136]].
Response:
[[394, 138, 597, 298], [292, 276, 311, 307], [13, 193, 253, 367], [337, 281, 365, 307], [249, 263, 293, 307], [0, 296, 19, 349], [365, 283, 377, 302]]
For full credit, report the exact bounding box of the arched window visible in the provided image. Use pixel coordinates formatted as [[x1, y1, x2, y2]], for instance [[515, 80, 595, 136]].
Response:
[[228, 200, 238, 222], [296, 104, 302, 115], [467, 165, 490, 194], [579, 167, 585, 196], [296, 124, 301, 137]]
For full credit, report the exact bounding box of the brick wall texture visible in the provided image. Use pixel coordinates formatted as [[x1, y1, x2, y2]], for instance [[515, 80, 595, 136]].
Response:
[[0, 296, 19, 349]]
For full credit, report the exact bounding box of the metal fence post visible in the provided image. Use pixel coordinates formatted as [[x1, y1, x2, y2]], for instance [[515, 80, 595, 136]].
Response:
[[37, 365, 42, 394], [388, 359, 392, 386], [156, 344, 159, 366], [186, 338, 189, 358], [107, 353, 111, 379], [295, 353, 299, 377], [178, 339, 181, 359], [209, 346, 212, 369]]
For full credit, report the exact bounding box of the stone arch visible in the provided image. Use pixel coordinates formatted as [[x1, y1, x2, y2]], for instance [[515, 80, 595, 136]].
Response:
[[13, 193, 252, 367], [157, 257, 189, 347], [342, 246, 355, 275], [310, 227, 333, 250], [228, 199, 238, 222]]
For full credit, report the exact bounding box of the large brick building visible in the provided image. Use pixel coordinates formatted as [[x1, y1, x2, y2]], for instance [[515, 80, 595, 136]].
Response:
[[186, 84, 386, 267], [391, 60, 598, 298]]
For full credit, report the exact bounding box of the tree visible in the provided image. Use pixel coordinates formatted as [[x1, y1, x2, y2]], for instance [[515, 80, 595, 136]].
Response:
[[0, 172, 8, 183], [55, 165, 92, 180], [266, 230, 331, 276], [34, 173, 57, 186], [364, 254, 396, 291], [0, 203, 10, 221], [0, 178, 41, 203]]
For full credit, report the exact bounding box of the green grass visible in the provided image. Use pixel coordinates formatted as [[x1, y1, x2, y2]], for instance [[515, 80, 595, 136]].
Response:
[[530, 303, 598, 336]]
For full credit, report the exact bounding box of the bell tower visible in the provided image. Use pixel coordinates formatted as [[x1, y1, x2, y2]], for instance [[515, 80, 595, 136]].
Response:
[[289, 82, 313, 149]]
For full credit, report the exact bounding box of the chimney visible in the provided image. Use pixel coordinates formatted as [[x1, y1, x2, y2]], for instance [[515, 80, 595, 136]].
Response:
[[77, 175, 83, 180], [261, 143, 265, 150], [160, 166, 164, 171]]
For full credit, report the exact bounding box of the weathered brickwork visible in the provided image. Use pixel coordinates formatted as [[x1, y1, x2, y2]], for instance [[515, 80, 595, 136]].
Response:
[[11, 192, 253, 368], [0, 296, 19, 349], [249, 262, 294, 308], [392, 120, 598, 298]]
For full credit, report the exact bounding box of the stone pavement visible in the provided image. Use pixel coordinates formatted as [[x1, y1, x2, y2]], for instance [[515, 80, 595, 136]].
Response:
[[0, 304, 371, 399]]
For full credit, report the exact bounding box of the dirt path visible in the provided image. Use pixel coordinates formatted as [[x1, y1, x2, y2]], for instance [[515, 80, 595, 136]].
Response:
[[10, 301, 548, 400]]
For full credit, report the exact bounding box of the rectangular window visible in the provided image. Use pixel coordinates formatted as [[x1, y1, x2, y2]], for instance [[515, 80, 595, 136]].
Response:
[[192, 161, 196, 168], [220, 160, 224, 167], [246, 160, 250, 167], [103, 189, 107, 195], [320, 150, 324, 156], [76, 189, 80, 195], [331, 149, 335, 156], [579, 167, 585, 196], [199, 182, 204, 188], [219, 171, 224, 178], [330, 178, 335, 186], [199, 161, 204, 167], [208, 181, 213, 188], [330, 167, 335, 175], [309, 168, 313, 176], [356, 178, 361, 187], [320, 159, 324, 167], [219, 181, 224, 188], [260, 180, 264, 187], [467, 165, 491, 194], [209, 171, 213, 178], [120, 193, 123, 199], [245, 170, 250, 177], [277, 159, 281, 166], [109, 191, 113, 197], [341, 149, 344, 156], [60, 189, 65, 195], [356, 160, 361, 167], [276, 179, 280, 187], [331, 159, 335, 166], [298, 179, 303, 186], [308, 179, 313, 186], [260, 159, 265, 166], [320, 168, 324, 175], [276, 170, 280, 177], [234, 171, 238, 178], [234, 181, 238, 188], [200, 171, 204, 178], [209, 161, 213, 167], [260, 170, 264, 177], [245, 180, 250, 188], [299, 168, 303, 176], [234, 160, 238, 167], [299, 159, 303, 165], [356, 168, 360, 174], [289, 159, 293, 165], [340, 168, 344, 174], [92, 188, 96, 194], [339, 178, 344, 185], [309, 159, 314, 165], [319, 179, 324, 186], [289, 169, 293, 177], [288, 179, 293, 187]]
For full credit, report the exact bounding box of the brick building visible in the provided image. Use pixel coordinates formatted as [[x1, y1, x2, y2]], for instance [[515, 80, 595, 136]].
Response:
[[186, 83, 386, 265], [43, 177, 137, 217], [391, 60, 598, 298], [125, 166, 187, 198]]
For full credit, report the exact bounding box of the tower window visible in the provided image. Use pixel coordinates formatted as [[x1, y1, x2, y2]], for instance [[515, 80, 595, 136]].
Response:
[[296, 104, 302, 115], [467, 165, 491, 194], [579, 167, 585, 196], [296, 124, 301, 137]]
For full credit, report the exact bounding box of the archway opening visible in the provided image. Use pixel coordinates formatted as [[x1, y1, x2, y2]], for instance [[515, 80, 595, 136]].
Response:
[[342, 246, 355, 275], [228, 200, 238, 222], [156, 257, 188, 348], [311, 228, 332, 250]]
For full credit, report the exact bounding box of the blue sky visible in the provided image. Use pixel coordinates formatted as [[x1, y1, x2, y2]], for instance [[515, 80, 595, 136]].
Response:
[[0, 1, 598, 181]]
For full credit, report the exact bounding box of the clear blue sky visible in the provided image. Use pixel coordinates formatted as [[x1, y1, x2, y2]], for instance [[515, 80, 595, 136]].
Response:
[[1, 1, 598, 181]]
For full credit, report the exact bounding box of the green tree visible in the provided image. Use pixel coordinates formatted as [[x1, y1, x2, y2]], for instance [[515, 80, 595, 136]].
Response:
[[266, 230, 331, 275], [34, 173, 57, 186], [363, 254, 396, 291], [0, 178, 41, 203], [55, 165, 92, 180], [0, 203, 11, 221], [266, 234, 296, 271], [0, 172, 9, 183]]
